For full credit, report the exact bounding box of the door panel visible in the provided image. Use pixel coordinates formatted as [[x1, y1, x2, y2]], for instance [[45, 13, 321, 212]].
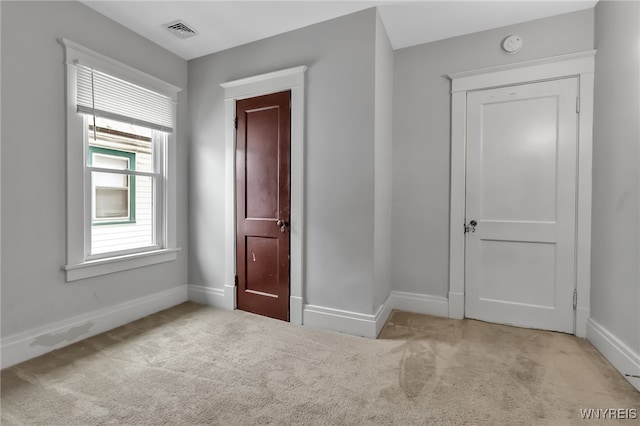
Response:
[[246, 236, 279, 295], [236, 91, 291, 321], [479, 96, 558, 222], [479, 240, 556, 307], [465, 78, 578, 333], [245, 108, 280, 219]]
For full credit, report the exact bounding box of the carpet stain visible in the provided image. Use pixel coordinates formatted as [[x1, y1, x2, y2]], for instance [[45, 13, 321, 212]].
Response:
[[30, 322, 94, 347], [73, 399, 109, 418], [399, 340, 435, 399], [512, 352, 541, 386]]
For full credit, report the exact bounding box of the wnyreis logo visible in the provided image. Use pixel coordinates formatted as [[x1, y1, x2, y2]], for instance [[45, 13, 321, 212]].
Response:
[[579, 408, 638, 420]]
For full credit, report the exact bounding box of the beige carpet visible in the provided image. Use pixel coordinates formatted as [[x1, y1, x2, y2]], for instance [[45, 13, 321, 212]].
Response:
[[1, 303, 638, 425]]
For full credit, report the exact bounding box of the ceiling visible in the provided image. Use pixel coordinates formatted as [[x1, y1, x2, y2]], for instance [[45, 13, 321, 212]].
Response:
[[80, 1, 598, 61]]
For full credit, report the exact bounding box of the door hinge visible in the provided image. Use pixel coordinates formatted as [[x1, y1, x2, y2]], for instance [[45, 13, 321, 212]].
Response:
[[573, 290, 577, 309], [235, 275, 238, 286], [234, 117, 238, 130], [576, 96, 580, 114]]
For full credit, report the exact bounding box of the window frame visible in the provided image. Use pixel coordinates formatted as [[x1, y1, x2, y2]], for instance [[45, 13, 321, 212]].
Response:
[[60, 39, 180, 282]]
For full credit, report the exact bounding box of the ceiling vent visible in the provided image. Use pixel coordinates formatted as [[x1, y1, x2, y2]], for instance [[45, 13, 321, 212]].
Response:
[[164, 20, 198, 39]]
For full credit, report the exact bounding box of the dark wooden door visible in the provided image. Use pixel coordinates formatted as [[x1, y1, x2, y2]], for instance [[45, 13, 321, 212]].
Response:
[[236, 90, 291, 321]]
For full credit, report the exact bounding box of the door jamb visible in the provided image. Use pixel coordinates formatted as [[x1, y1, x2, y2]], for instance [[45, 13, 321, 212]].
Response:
[[220, 66, 307, 325], [447, 51, 595, 337]]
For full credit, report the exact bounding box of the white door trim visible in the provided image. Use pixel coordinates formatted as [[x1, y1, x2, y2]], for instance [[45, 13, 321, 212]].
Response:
[[447, 51, 595, 337], [221, 65, 307, 325]]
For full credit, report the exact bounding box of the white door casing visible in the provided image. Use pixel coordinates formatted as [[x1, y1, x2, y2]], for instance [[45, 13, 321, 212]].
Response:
[[221, 66, 307, 325], [465, 78, 578, 333], [448, 51, 595, 337]]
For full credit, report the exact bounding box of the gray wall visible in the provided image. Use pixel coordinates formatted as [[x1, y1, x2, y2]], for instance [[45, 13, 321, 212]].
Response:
[[0, 1, 189, 337], [591, 0, 640, 353], [188, 9, 380, 315], [391, 9, 595, 298], [373, 10, 394, 311]]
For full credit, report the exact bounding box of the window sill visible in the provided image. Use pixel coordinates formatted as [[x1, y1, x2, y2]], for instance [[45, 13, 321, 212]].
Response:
[[63, 248, 180, 282]]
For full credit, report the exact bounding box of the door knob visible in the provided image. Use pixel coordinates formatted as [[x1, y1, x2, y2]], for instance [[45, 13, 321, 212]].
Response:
[[465, 220, 477, 234], [276, 219, 288, 233]]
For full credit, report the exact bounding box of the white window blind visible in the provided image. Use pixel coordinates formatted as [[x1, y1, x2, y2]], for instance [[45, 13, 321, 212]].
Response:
[[77, 64, 174, 133]]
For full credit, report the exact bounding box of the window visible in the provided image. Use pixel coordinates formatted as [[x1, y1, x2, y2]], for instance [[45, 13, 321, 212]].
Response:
[[86, 119, 161, 256], [61, 39, 181, 281]]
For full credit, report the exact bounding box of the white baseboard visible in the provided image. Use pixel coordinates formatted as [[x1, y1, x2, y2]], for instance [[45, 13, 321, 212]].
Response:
[[303, 304, 379, 338], [187, 284, 237, 310], [586, 318, 640, 392], [290, 296, 303, 325], [302, 291, 448, 339], [448, 291, 464, 319], [188, 284, 227, 308], [391, 291, 449, 318], [576, 306, 589, 338], [375, 294, 394, 337], [223, 284, 236, 309], [1, 285, 188, 369]]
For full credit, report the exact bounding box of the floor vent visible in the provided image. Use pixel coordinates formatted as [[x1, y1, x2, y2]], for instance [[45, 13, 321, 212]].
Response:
[[164, 20, 198, 39]]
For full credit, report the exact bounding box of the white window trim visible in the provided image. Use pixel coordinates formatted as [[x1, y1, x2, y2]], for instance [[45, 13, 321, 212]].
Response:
[[447, 50, 595, 337], [59, 39, 181, 282]]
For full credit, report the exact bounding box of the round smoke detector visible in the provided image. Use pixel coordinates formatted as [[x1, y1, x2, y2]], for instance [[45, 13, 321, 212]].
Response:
[[502, 35, 523, 54]]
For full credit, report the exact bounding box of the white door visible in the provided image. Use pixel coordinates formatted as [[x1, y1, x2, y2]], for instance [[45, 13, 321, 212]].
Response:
[[465, 78, 578, 333]]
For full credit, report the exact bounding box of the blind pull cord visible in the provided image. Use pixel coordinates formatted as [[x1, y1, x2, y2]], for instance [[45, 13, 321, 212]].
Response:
[[91, 68, 97, 143]]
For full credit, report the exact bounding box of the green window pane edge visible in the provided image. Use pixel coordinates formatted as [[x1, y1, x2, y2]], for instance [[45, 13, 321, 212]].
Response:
[[88, 146, 137, 225]]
